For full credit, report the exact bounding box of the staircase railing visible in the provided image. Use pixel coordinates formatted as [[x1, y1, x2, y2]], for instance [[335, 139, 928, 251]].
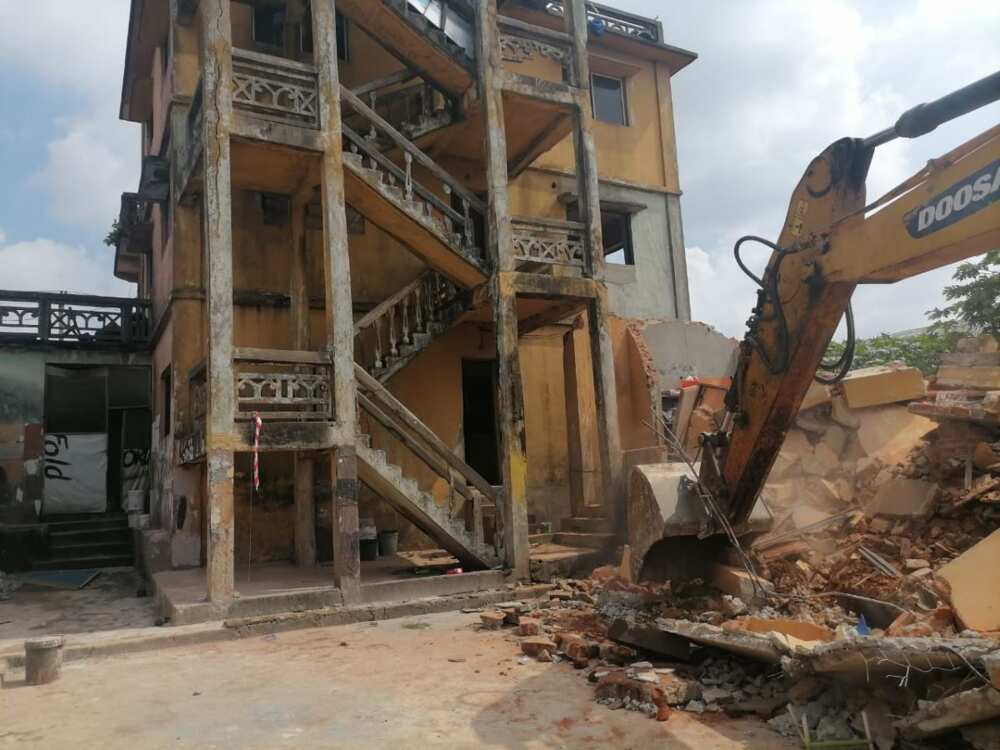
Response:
[[340, 85, 486, 265], [349, 72, 454, 142], [354, 271, 462, 376], [355, 363, 502, 553]]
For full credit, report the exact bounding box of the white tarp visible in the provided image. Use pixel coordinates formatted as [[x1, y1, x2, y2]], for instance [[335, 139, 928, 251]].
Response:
[[43, 433, 107, 514]]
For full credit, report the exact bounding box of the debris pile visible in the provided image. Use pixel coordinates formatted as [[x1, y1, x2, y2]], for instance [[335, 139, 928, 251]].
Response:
[[0, 571, 19, 601], [473, 338, 1000, 747]]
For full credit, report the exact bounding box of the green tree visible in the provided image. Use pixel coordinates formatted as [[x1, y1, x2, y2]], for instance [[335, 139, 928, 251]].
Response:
[[104, 218, 122, 248], [823, 326, 963, 376], [928, 251, 1000, 336]]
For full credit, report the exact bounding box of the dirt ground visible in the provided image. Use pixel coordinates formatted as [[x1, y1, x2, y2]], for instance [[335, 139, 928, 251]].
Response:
[[0, 568, 155, 651], [1, 609, 797, 749]]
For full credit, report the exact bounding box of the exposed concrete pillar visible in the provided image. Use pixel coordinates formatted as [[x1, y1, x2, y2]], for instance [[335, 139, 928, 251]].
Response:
[[313, 0, 360, 598], [474, 0, 529, 578], [290, 186, 318, 567], [563, 320, 600, 517], [564, 0, 623, 522], [331, 446, 360, 602], [200, 0, 236, 605], [294, 453, 317, 566]]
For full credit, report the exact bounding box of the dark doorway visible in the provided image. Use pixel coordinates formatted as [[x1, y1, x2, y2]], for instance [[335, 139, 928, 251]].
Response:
[[461, 360, 499, 485]]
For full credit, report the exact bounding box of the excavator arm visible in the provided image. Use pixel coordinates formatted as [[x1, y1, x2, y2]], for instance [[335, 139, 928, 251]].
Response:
[[702, 71, 1000, 529]]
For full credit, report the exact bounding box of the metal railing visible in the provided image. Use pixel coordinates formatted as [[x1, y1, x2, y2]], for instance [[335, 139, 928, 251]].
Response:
[[0, 291, 152, 347]]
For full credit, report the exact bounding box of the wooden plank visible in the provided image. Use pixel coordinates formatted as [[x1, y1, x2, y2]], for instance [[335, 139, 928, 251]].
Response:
[[936, 366, 1000, 390]]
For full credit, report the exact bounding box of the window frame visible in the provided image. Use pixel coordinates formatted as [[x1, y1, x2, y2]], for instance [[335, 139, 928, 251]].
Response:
[[590, 73, 629, 126]]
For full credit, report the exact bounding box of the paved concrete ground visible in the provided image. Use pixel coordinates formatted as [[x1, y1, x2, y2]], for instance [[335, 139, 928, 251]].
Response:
[[1, 610, 797, 749], [0, 568, 155, 651]]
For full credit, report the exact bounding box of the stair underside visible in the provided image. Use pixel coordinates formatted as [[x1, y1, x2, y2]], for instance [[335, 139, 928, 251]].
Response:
[[343, 161, 487, 289], [335, 0, 474, 97], [356, 442, 499, 570]]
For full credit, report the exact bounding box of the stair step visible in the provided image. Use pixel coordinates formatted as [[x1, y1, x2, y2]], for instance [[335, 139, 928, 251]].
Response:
[[45, 515, 129, 533], [50, 527, 131, 544], [553, 532, 615, 550], [47, 541, 133, 557], [560, 516, 613, 534], [33, 554, 134, 571]]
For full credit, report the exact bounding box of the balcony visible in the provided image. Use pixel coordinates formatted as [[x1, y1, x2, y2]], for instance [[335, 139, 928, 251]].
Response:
[[231, 49, 320, 129], [543, 2, 659, 43], [511, 216, 586, 271], [0, 291, 152, 348], [233, 348, 334, 421]]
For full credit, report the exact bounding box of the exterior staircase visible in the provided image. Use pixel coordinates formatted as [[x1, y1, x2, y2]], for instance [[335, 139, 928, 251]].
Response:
[[36, 514, 134, 571], [355, 270, 470, 382], [335, 0, 476, 97], [354, 364, 501, 570]]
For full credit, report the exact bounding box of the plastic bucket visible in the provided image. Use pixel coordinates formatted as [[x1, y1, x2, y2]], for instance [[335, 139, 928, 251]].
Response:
[[378, 530, 399, 556], [360, 537, 379, 561], [126, 490, 146, 514]]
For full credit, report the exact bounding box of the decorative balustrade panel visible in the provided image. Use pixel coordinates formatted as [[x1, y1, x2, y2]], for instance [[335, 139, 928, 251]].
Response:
[[511, 218, 586, 267], [340, 86, 486, 267], [0, 292, 151, 346], [234, 357, 333, 421], [499, 34, 570, 66], [544, 2, 659, 42], [354, 272, 461, 376], [231, 49, 319, 128]]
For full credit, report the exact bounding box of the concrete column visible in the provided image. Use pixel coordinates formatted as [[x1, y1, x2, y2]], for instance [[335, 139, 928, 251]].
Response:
[[563, 321, 601, 517], [312, 0, 360, 597], [564, 0, 623, 523], [290, 187, 318, 567], [294, 453, 317, 566], [201, 0, 236, 605], [474, 0, 529, 578], [331, 446, 360, 602]]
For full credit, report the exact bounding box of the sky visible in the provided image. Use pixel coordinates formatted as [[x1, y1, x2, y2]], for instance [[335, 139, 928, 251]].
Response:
[[0, 1, 997, 336]]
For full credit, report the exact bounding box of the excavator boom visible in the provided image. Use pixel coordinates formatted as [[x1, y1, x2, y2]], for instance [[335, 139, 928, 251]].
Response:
[[703, 71, 1000, 529]]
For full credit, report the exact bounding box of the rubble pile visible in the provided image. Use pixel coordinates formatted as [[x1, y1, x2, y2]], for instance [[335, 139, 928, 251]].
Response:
[[473, 337, 1000, 747]]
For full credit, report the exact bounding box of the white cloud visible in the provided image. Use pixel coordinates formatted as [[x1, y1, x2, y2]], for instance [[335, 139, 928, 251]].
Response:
[[0, 236, 133, 297], [0, 0, 139, 231], [620, 0, 1000, 338], [30, 109, 138, 230]]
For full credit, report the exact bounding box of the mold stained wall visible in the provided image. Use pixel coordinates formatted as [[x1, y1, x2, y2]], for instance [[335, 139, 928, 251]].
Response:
[[0, 349, 152, 524]]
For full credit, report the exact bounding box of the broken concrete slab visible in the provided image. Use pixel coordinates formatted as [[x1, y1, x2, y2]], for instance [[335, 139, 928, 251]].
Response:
[[800, 382, 832, 412], [655, 619, 790, 664], [897, 685, 1000, 739], [608, 618, 691, 662], [841, 365, 926, 409], [938, 529, 1000, 632], [856, 405, 937, 465], [722, 618, 835, 643], [866, 478, 938, 519], [710, 564, 774, 604], [831, 396, 862, 429], [936, 366, 1000, 390]]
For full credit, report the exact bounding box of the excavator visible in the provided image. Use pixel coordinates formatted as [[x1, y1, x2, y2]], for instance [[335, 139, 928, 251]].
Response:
[[628, 70, 1000, 578]]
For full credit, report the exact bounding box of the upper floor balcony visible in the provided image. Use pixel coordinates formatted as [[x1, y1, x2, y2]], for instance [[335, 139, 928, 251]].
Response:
[[0, 291, 152, 350]]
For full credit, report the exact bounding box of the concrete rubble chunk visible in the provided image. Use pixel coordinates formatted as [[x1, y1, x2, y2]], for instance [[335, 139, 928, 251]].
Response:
[[520, 636, 557, 660], [608, 618, 692, 661], [897, 685, 1000, 739], [516, 617, 542, 636], [936, 365, 1000, 390], [938, 529, 1000, 632], [866, 478, 938, 519], [856, 405, 936, 465], [799, 381, 833, 412], [831, 395, 861, 429], [840, 365, 926, 409], [480, 611, 506, 630], [655, 618, 787, 664]]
